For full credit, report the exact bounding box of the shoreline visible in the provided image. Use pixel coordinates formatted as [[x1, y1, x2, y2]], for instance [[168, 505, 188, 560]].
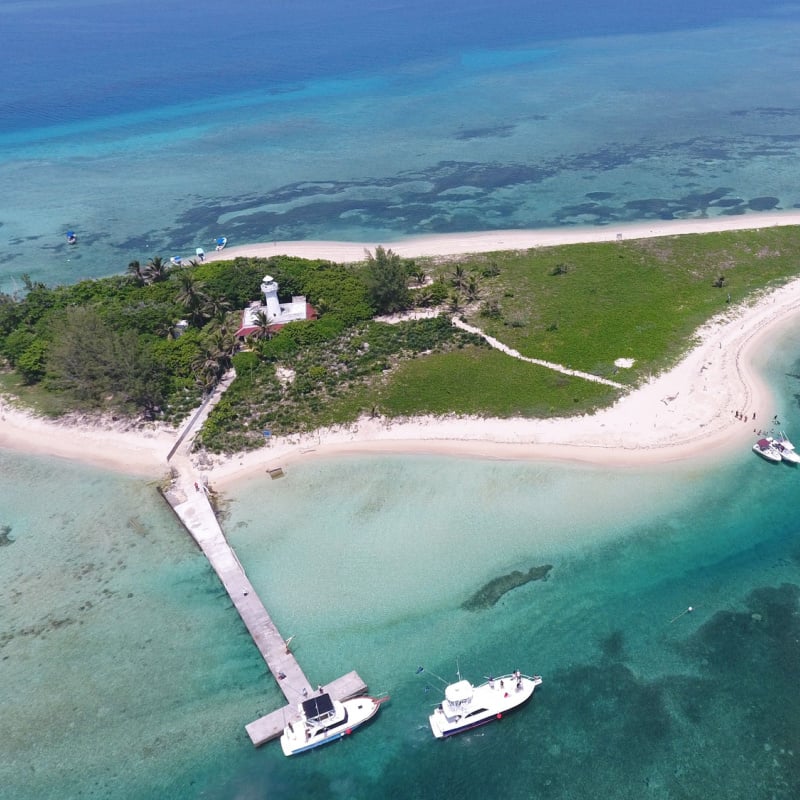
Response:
[[2, 214, 800, 482], [204, 210, 800, 265], [0, 403, 175, 478], [207, 278, 795, 489]]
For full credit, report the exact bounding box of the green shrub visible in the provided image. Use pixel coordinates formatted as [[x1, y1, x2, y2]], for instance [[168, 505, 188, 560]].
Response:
[[232, 350, 260, 374]]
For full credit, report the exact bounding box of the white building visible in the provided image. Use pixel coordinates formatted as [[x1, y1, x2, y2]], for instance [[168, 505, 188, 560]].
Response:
[[235, 275, 316, 338]]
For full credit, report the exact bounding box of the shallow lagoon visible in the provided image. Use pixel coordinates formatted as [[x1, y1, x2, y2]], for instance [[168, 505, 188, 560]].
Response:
[[3, 326, 799, 798]]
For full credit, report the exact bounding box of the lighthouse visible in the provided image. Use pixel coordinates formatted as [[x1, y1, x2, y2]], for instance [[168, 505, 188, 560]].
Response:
[[260, 275, 282, 321], [235, 276, 317, 338]]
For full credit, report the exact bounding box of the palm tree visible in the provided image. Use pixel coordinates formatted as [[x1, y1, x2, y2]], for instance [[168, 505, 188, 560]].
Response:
[[411, 266, 427, 286], [464, 275, 481, 303], [415, 286, 433, 308], [144, 256, 168, 284], [251, 309, 273, 340], [208, 329, 237, 367], [175, 271, 209, 326], [450, 265, 467, 291], [127, 260, 144, 285], [191, 348, 222, 393], [448, 291, 464, 314], [201, 295, 232, 325]]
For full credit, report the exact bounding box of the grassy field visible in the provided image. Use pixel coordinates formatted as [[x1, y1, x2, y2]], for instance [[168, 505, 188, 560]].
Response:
[[415, 227, 800, 389], [371, 346, 619, 418]]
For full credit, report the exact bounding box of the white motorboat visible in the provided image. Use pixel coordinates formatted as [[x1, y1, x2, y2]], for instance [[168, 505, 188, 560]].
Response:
[[770, 432, 800, 464], [279, 692, 385, 756], [429, 671, 542, 739], [753, 438, 782, 463]]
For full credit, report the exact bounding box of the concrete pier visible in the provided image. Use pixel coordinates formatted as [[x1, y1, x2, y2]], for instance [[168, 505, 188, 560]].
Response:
[[162, 373, 368, 746]]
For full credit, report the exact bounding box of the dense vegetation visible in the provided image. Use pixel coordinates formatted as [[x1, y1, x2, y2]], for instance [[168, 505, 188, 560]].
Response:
[[197, 316, 481, 452], [2, 226, 800, 454], [0, 254, 400, 421], [0, 250, 476, 445]]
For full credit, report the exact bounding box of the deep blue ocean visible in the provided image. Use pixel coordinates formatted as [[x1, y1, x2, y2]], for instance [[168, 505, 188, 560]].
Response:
[[2, 3, 800, 798], [2, 1, 800, 291]]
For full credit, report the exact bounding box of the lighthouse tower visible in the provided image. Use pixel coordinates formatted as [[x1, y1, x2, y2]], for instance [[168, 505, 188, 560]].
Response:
[[260, 275, 282, 321]]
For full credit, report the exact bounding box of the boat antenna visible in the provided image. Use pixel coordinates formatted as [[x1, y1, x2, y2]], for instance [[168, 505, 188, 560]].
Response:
[[456, 656, 461, 682]]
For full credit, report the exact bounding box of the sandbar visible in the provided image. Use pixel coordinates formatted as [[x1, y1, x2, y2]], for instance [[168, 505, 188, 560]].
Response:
[[204, 210, 800, 265]]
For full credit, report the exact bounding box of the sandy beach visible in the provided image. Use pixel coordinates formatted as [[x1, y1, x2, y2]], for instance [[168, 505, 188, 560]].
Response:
[[0, 402, 176, 477], [2, 212, 800, 481], [204, 210, 800, 265]]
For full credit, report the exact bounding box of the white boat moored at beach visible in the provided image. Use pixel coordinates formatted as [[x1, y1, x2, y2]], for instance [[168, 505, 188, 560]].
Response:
[[769, 432, 800, 464], [280, 692, 385, 756], [429, 671, 542, 739], [753, 438, 782, 463], [215, 236, 227, 251]]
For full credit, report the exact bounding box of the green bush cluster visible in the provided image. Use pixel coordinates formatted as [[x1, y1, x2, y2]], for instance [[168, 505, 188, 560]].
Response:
[[198, 315, 481, 452]]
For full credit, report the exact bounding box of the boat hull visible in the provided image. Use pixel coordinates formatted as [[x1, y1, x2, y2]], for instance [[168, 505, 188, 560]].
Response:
[[753, 442, 782, 462], [280, 695, 382, 756], [773, 440, 800, 464], [429, 674, 542, 739]]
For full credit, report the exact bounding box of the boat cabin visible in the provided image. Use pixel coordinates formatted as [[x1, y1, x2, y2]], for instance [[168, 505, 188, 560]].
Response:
[[444, 680, 474, 709], [301, 693, 336, 724]]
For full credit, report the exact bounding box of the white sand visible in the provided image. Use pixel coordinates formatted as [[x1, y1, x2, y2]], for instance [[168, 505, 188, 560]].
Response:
[[0, 402, 175, 477], [208, 273, 799, 487], [2, 212, 799, 481], [205, 210, 800, 264]]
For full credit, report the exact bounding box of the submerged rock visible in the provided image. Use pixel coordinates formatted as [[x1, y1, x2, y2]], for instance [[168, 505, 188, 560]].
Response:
[[0, 524, 14, 546], [462, 564, 553, 610]]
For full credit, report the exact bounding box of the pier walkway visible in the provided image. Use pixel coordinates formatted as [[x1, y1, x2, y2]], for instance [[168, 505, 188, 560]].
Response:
[[162, 373, 367, 746]]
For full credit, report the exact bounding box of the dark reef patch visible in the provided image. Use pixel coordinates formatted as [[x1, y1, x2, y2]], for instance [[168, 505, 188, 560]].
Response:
[[0, 524, 14, 546], [454, 124, 516, 140], [599, 629, 626, 661], [748, 196, 780, 211], [461, 564, 552, 610], [133, 134, 800, 249]]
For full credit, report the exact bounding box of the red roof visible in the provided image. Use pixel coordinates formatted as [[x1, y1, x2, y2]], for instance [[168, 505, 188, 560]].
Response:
[[235, 303, 317, 338]]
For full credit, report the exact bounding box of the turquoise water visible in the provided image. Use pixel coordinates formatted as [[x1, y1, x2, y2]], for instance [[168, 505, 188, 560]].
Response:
[[2, 1, 800, 795], [2, 325, 799, 798], [2, 2, 800, 292]]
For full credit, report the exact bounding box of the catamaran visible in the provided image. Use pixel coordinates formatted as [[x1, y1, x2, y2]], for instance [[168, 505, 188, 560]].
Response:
[[429, 670, 542, 739], [752, 438, 782, 463], [769, 432, 800, 464]]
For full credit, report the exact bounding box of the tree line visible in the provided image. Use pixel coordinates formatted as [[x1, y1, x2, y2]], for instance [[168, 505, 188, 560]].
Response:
[[0, 247, 449, 422]]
